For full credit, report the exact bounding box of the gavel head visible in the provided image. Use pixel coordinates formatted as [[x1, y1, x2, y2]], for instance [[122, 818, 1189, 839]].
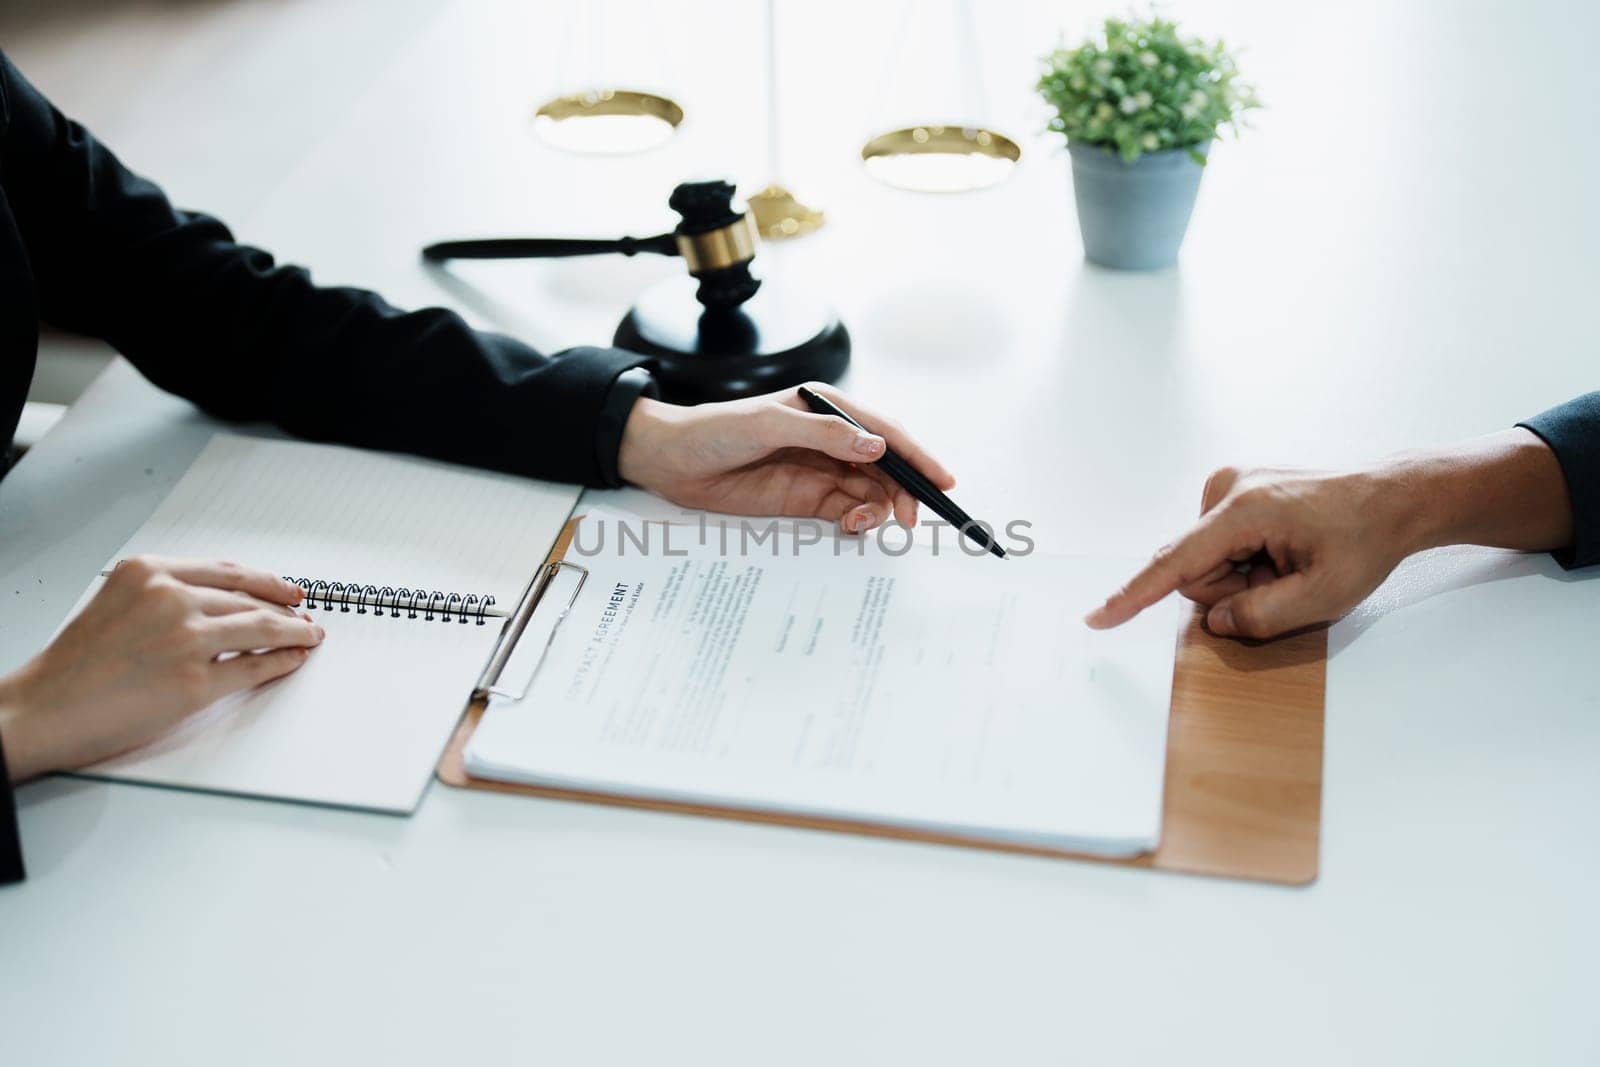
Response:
[[668, 180, 761, 313]]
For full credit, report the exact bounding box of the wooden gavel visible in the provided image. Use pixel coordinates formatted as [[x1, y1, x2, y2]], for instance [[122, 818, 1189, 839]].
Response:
[[422, 179, 761, 313]]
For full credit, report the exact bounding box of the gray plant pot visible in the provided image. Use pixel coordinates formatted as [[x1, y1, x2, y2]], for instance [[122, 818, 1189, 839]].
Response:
[[1068, 140, 1210, 270]]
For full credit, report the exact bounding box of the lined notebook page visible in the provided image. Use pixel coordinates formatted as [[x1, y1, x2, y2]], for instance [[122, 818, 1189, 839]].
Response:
[[106, 434, 581, 603], [80, 579, 502, 811], [70, 432, 581, 812]]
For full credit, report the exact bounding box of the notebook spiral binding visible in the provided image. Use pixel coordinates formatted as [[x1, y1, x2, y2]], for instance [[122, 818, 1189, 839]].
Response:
[[284, 577, 497, 625]]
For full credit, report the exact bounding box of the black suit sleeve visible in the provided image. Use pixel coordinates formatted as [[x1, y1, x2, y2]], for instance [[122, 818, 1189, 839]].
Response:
[[1, 731, 23, 886], [0, 52, 651, 487], [1518, 391, 1600, 569]]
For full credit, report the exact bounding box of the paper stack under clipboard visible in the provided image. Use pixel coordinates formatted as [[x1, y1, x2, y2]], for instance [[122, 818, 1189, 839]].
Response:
[[440, 513, 1328, 884]]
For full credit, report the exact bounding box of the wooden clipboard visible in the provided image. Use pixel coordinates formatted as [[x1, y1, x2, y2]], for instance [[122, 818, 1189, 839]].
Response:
[[438, 517, 1326, 886]]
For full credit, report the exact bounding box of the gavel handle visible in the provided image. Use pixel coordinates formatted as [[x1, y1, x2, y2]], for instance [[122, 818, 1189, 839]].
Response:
[[421, 233, 678, 262]]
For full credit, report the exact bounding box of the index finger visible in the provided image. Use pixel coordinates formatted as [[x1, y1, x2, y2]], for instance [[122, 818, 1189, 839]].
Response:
[[148, 557, 303, 606], [782, 383, 957, 491], [1085, 511, 1260, 630]]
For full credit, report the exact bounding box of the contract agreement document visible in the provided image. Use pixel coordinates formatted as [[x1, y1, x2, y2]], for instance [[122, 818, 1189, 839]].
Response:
[[466, 520, 1181, 856]]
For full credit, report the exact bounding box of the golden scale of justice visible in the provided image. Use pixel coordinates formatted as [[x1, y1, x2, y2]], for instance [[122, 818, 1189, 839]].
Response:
[[423, 0, 1020, 403]]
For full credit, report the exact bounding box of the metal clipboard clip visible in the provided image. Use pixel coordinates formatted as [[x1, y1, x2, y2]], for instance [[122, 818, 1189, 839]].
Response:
[[471, 558, 589, 702]]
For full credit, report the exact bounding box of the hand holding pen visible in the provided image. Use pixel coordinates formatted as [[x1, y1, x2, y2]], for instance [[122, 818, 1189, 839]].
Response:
[[619, 381, 960, 536], [798, 385, 1006, 558]]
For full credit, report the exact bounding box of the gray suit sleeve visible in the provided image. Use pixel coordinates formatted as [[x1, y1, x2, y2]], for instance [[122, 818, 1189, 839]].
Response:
[[1517, 391, 1600, 569]]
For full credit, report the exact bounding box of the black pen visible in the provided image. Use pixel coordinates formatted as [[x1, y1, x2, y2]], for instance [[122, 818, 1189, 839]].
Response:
[[797, 386, 1006, 559]]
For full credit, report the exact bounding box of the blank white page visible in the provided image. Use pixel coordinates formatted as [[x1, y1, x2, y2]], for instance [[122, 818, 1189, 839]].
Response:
[[106, 433, 581, 604]]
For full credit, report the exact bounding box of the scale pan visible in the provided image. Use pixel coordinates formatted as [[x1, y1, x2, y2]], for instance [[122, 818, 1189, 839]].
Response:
[[860, 125, 1020, 193], [532, 89, 684, 154]]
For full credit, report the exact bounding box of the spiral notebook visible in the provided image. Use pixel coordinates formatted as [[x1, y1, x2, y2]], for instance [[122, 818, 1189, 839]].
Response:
[[66, 433, 581, 812]]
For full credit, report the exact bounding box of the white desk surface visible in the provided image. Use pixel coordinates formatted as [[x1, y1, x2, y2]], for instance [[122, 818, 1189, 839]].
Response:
[[3, 1, 1599, 1063]]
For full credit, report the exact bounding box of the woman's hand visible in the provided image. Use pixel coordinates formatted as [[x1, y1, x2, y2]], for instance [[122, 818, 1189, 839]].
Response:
[[1085, 429, 1575, 640], [0, 556, 324, 783], [617, 382, 956, 532]]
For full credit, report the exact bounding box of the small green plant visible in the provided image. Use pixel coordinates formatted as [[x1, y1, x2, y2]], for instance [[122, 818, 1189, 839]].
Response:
[[1037, 12, 1259, 164]]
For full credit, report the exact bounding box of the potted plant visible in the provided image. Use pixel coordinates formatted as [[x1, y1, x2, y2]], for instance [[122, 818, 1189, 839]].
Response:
[[1037, 13, 1258, 270]]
